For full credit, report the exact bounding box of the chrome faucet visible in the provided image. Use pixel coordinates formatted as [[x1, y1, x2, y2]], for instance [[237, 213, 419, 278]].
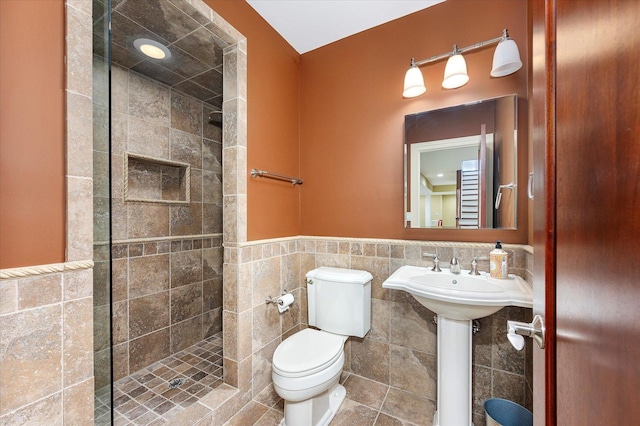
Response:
[[469, 257, 489, 275], [423, 253, 442, 272], [450, 257, 461, 274]]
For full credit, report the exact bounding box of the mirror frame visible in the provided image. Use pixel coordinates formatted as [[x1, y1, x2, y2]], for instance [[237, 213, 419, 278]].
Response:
[[401, 95, 528, 244]]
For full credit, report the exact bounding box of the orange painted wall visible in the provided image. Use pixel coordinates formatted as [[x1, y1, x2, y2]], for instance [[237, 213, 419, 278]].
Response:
[[0, 0, 66, 268], [0, 0, 530, 269], [299, 0, 529, 243], [205, 0, 302, 241]]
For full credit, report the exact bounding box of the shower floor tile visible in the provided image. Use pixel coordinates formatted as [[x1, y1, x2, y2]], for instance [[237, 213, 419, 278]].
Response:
[[95, 332, 223, 426]]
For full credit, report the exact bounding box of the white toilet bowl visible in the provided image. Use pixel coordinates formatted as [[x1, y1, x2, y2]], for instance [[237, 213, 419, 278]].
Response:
[[271, 267, 372, 426], [272, 328, 348, 426]]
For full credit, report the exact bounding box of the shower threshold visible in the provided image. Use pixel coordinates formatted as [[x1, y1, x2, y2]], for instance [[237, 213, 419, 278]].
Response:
[[95, 332, 223, 426]]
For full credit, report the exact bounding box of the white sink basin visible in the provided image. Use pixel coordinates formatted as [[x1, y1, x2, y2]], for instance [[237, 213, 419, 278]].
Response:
[[383, 265, 532, 320]]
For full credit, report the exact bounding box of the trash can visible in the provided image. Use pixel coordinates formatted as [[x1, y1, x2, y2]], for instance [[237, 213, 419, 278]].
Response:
[[484, 398, 533, 426]]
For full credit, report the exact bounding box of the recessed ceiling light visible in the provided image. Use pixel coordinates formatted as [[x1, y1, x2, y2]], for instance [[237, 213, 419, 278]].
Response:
[[437, 173, 444, 177], [133, 38, 171, 60]]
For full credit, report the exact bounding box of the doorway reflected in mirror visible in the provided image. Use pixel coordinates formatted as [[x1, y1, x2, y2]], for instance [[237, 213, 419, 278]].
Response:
[[404, 95, 517, 229]]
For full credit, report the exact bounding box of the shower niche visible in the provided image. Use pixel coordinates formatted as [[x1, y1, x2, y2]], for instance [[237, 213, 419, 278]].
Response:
[[125, 153, 191, 204]]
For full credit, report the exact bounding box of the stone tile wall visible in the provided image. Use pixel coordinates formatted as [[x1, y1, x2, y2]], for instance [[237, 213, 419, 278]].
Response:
[[105, 235, 224, 384], [225, 237, 533, 425], [222, 240, 307, 397], [0, 267, 95, 424], [99, 64, 224, 383]]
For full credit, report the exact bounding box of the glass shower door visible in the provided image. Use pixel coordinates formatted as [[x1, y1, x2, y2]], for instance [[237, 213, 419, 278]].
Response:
[[92, 0, 112, 424]]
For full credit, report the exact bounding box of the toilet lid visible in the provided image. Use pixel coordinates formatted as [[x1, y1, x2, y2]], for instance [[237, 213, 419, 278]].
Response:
[[272, 328, 345, 377]]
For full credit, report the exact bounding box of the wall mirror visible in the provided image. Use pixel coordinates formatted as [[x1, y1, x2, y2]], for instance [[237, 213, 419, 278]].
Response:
[[405, 95, 517, 229]]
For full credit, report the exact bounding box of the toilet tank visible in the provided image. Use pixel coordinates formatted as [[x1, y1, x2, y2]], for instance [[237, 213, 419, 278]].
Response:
[[306, 267, 372, 338]]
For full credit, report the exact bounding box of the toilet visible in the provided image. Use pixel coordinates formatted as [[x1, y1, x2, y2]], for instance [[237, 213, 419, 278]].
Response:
[[272, 267, 372, 426]]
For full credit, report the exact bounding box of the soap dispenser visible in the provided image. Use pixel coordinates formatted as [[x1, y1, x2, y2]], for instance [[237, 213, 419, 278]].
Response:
[[490, 241, 509, 279]]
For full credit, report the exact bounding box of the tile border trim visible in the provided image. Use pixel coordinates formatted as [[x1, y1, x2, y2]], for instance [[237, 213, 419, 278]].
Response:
[[229, 235, 533, 252], [107, 233, 223, 245], [0, 260, 94, 280]]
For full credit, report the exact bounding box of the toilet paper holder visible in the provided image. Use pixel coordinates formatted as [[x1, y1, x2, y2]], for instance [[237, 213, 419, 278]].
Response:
[[507, 314, 545, 350], [265, 289, 291, 306]]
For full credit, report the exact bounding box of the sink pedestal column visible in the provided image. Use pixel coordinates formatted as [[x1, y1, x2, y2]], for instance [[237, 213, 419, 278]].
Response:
[[434, 316, 473, 426]]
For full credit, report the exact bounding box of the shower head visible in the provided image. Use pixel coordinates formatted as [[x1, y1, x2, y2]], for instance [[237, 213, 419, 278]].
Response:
[[208, 109, 223, 127]]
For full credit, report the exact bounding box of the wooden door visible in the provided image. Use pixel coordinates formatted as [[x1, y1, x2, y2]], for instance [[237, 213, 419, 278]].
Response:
[[531, 0, 555, 424], [534, 0, 640, 424], [555, 0, 640, 423]]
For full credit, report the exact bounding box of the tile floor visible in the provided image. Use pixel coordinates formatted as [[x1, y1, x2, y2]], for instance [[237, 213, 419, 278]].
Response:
[[227, 373, 435, 426], [95, 336, 436, 426], [94, 333, 224, 426]]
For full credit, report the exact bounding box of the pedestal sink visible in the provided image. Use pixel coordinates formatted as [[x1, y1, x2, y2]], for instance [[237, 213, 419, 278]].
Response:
[[383, 265, 532, 426]]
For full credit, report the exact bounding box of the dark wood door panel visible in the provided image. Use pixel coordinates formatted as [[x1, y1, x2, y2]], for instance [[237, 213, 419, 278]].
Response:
[[531, 0, 555, 424], [555, 0, 640, 424]]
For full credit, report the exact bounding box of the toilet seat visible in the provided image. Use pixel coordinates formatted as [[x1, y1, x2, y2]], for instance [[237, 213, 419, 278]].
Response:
[[272, 328, 346, 378]]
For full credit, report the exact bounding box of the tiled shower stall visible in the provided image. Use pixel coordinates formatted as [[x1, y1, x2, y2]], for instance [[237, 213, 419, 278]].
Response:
[[92, 59, 227, 423], [96, 64, 225, 385]]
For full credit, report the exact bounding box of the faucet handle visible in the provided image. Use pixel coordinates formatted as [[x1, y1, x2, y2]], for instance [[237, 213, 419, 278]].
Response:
[[423, 253, 441, 272], [469, 257, 488, 275]]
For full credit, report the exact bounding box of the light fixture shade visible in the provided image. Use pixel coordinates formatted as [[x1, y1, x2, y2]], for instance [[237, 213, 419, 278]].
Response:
[[403, 66, 426, 98], [491, 38, 522, 77], [442, 54, 469, 89]]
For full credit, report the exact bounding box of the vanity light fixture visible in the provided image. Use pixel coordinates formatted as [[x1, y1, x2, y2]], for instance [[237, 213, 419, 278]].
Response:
[[403, 29, 522, 98], [403, 58, 427, 98], [441, 46, 469, 89], [133, 38, 172, 60]]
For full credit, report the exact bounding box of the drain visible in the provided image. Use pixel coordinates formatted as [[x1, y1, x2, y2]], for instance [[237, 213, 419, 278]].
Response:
[[168, 378, 185, 389]]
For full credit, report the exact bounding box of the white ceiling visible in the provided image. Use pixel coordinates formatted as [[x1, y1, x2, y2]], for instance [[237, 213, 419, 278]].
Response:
[[246, 0, 445, 54], [421, 146, 478, 186]]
